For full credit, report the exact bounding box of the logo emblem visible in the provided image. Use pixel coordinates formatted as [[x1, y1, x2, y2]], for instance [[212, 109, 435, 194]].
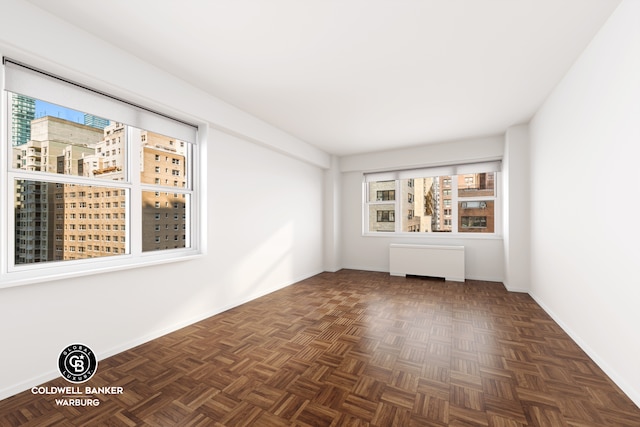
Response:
[[58, 344, 97, 384]]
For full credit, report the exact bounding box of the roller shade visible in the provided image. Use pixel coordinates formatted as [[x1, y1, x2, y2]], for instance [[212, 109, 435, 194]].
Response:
[[3, 58, 197, 143], [364, 160, 501, 182]]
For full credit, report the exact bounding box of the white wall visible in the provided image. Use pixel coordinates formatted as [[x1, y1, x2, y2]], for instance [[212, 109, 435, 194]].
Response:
[[323, 155, 343, 272], [209, 128, 324, 297], [502, 125, 531, 292], [340, 136, 506, 281], [0, 0, 325, 400], [529, 0, 640, 407]]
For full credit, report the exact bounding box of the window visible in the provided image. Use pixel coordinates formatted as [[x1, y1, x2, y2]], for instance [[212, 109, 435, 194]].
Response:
[[364, 162, 500, 235], [461, 216, 488, 229], [1, 58, 202, 288], [376, 210, 395, 223], [376, 189, 395, 201]]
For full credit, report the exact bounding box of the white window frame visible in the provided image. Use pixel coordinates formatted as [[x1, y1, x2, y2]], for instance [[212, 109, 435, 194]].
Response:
[[0, 58, 205, 289], [362, 161, 502, 238]]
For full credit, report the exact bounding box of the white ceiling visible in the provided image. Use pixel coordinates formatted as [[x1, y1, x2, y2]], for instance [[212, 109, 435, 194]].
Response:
[[27, 0, 621, 156]]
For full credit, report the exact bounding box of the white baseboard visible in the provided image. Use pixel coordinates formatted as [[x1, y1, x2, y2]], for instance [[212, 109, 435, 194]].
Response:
[[0, 269, 323, 402], [529, 291, 640, 409]]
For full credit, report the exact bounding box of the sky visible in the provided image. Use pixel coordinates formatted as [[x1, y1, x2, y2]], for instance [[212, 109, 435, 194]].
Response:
[[35, 99, 83, 123]]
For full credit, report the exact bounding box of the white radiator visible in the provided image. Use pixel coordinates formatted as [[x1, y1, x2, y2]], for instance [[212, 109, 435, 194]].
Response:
[[389, 244, 465, 282]]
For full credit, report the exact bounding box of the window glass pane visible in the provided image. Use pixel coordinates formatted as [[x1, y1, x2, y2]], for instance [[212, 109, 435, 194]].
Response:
[[399, 176, 452, 232], [142, 191, 188, 252], [369, 204, 395, 232], [458, 172, 495, 197], [8, 92, 123, 180], [459, 200, 494, 233], [139, 129, 189, 189], [14, 180, 127, 265], [368, 180, 394, 201], [367, 180, 395, 232]]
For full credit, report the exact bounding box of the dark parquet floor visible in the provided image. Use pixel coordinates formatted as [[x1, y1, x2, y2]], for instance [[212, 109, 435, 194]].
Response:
[[1, 270, 639, 426]]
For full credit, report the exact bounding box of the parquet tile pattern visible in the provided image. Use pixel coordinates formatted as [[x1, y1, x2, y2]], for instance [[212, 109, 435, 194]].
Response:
[[1, 270, 639, 426]]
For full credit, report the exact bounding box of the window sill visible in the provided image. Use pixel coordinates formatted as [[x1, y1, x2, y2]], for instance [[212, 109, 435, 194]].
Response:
[[0, 249, 204, 289], [362, 232, 503, 240]]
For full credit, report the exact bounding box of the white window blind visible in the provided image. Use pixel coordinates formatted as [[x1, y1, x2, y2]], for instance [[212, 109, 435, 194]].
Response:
[[364, 160, 502, 182], [3, 58, 197, 143]]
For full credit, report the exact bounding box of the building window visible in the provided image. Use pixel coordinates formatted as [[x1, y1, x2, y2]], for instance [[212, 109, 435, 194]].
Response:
[[376, 189, 395, 201], [461, 216, 488, 229], [364, 162, 499, 235], [376, 210, 395, 222], [2, 58, 202, 288]]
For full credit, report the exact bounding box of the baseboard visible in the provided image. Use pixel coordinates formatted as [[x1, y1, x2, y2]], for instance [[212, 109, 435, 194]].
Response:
[[0, 269, 323, 402], [502, 281, 530, 293], [0, 372, 60, 403], [341, 265, 388, 273], [464, 275, 506, 284], [529, 291, 640, 409], [343, 266, 506, 286]]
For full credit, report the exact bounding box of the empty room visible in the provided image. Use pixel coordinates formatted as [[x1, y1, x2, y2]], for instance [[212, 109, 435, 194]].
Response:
[[1, 0, 639, 425]]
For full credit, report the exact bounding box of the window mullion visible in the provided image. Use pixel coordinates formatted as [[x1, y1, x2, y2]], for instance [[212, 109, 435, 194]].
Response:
[[128, 126, 142, 256], [362, 180, 368, 234], [451, 176, 459, 233], [395, 179, 401, 233]]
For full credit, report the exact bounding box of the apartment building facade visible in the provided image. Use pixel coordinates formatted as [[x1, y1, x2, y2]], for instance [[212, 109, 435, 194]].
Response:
[[13, 116, 186, 264]]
